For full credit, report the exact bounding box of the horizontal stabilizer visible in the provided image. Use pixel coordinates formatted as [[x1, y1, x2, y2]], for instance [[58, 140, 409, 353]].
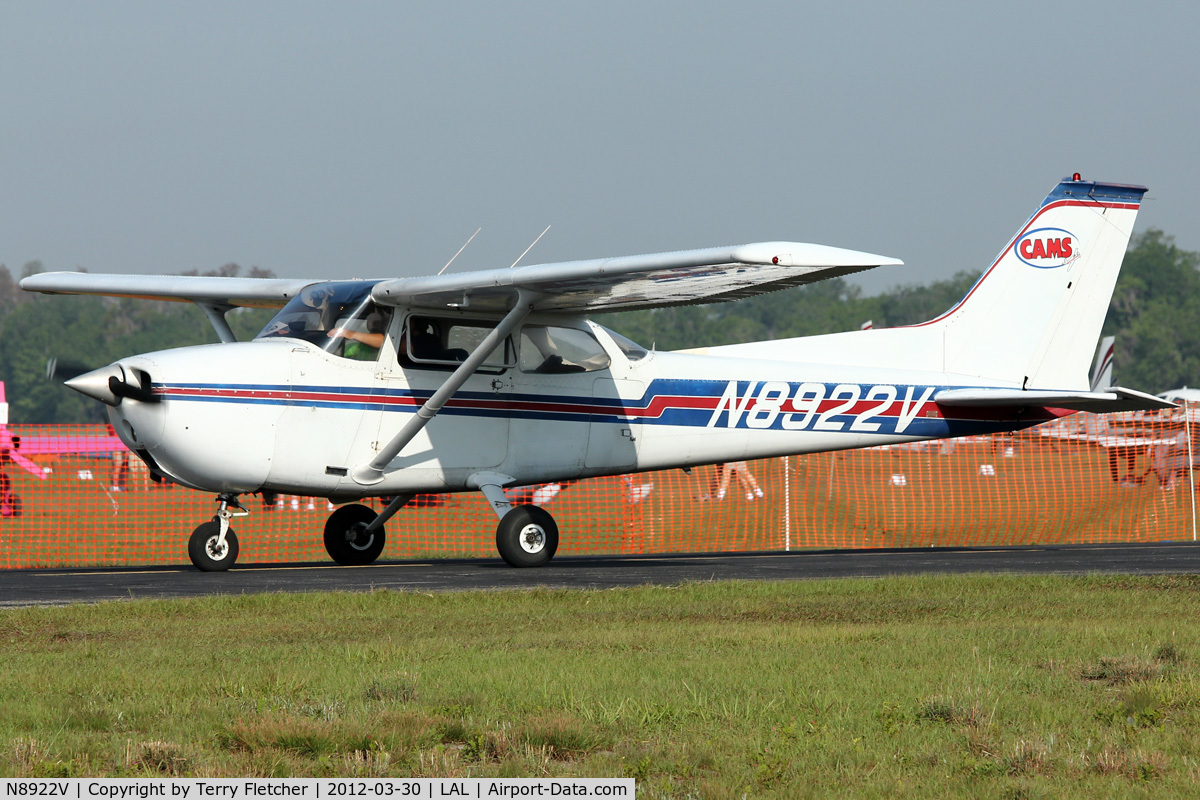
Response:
[[935, 386, 1175, 413]]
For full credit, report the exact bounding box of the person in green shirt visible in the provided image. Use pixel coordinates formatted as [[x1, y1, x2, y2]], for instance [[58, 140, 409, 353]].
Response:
[[328, 308, 388, 361]]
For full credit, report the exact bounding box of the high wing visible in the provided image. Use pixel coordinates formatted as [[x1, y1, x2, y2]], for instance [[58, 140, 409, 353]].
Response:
[[18, 273, 316, 309], [20, 242, 901, 314], [371, 242, 902, 313], [935, 387, 1175, 413]]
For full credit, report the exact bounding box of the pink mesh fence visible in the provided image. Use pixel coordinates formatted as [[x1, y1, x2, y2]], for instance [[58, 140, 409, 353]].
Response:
[[2, 406, 1196, 568]]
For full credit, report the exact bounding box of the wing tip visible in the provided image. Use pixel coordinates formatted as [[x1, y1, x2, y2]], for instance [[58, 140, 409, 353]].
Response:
[[730, 242, 903, 268]]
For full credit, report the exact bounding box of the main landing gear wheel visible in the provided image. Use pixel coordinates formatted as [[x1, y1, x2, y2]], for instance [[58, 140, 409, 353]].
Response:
[[324, 503, 386, 566], [495, 504, 558, 568], [188, 518, 239, 572]]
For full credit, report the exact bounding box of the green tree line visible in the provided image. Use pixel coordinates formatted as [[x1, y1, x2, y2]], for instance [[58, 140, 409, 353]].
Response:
[[1, 230, 1195, 423]]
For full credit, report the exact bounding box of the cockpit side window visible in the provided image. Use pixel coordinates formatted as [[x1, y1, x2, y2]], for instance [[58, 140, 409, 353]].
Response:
[[332, 305, 392, 361], [519, 325, 611, 374], [399, 315, 514, 373]]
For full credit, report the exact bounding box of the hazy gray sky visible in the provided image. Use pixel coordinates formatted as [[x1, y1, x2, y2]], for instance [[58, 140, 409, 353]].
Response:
[[2, 1, 1197, 294]]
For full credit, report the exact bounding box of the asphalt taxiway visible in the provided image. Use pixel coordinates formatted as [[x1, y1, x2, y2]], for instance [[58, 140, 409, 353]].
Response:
[[2, 542, 1199, 606]]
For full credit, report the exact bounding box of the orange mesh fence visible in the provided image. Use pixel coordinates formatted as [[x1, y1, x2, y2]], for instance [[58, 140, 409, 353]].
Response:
[[2, 405, 1197, 569]]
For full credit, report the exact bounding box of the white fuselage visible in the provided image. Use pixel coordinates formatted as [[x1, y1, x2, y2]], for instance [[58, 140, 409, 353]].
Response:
[[106, 311, 1047, 498]]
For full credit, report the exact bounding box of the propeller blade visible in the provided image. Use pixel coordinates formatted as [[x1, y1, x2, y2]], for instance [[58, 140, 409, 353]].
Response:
[[46, 357, 98, 382]]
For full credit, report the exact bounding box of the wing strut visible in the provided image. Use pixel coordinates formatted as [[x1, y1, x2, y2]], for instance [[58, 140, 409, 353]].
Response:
[[350, 290, 538, 485], [196, 302, 237, 343]]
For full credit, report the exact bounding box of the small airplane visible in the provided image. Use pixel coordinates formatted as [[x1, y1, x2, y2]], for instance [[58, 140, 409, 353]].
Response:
[[0, 381, 128, 516], [21, 175, 1172, 570], [1091, 335, 1115, 392], [1038, 336, 1169, 433], [1157, 387, 1200, 405], [1085, 337, 1199, 409], [1037, 335, 1199, 490]]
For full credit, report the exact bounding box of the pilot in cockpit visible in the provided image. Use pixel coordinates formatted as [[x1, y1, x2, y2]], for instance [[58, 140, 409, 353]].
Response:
[[328, 303, 389, 361]]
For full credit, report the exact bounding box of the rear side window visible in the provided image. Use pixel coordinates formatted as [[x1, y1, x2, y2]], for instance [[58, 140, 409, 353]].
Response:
[[520, 326, 611, 374]]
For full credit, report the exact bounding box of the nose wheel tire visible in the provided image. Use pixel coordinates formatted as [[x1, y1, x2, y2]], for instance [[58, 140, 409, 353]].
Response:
[[495, 504, 559, 567], [188, 518, 240, 571], [324, 503, 386, 565]]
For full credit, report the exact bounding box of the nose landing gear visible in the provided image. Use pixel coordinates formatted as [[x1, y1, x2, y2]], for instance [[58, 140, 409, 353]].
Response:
[[188, 494, 247, 571]]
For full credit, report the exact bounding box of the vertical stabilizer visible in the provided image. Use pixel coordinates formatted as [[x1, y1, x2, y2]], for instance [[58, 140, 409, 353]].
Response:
[[938, 178, 1145, 388], [705, 177, 1146, 392]]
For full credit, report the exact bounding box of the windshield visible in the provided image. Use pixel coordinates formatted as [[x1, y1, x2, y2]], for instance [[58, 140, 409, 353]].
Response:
[[597, 325, 648, 361], [256, 281, 386, 357]]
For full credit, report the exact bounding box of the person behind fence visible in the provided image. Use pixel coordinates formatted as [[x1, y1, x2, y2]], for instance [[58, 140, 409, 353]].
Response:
[[697, 464, 722, 501], [1149, 429, 1197, 490], [0, 471, 20, 517], [109, 451, 130, 492], [504, 481, 573, 506], [1107, 446, 1144, 487], [710, 461, 765, 501]]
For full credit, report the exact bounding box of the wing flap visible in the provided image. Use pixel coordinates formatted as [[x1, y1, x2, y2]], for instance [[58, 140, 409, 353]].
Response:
[[19, 273, 316, 309], [936, 386, 1175, 412], [371, 242, 902, 313]]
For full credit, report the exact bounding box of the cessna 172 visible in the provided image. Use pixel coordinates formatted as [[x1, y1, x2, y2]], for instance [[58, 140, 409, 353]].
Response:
[[1091, 336, 1115, 392], [21, 176, 1171, 571]]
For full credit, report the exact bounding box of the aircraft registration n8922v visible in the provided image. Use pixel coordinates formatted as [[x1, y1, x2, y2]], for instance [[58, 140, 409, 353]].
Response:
[[22, 176, 1173, 571]]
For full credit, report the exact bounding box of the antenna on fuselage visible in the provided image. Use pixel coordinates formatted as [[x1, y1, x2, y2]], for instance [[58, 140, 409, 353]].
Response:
[[509, 225, 551, 269], [438, 227, 482, 275]]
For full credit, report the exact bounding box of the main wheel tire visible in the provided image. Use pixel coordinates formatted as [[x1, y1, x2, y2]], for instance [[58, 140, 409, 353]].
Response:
[[323, 503, 386, 565], [188, 518, 239, 571], [495, 504, 559, 567]]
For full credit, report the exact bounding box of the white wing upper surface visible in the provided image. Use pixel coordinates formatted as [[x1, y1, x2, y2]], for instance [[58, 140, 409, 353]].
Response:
[[18, 273, 315, 309], [20, 242, 902, 313], [371, 242, 902, 312]]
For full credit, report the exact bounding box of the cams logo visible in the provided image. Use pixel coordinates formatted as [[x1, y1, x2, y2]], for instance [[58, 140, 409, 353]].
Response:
[[1014, 227, 1078, 269]]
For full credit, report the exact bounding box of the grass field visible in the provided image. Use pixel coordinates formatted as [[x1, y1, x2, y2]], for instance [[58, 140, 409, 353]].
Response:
[[3, 573, 1200, 798]]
